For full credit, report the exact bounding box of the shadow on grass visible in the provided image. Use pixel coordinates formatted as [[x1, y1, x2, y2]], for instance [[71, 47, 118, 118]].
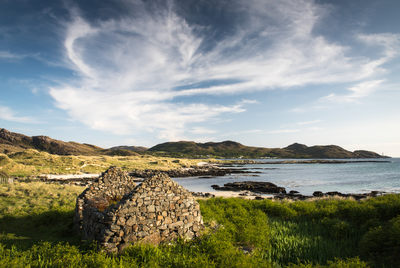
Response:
[[0, 209, 81, 250]]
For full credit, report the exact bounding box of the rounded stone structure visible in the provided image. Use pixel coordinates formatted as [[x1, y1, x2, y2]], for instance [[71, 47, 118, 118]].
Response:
[[74, 166, 204, 252]]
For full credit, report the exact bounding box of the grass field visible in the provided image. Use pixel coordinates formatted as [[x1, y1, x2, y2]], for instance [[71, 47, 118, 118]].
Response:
[[0, 149, 206, 177], [1, 181, 399, 267]]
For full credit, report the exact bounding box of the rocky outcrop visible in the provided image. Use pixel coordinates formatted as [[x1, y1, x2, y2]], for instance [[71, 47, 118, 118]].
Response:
[[210, 180, 385, 201], [129, 166, 256, 178], [0, 128, 104, 155], [311, 190, 384, 200], [74, 166, 204, 253], [211, 181, 286, 194]]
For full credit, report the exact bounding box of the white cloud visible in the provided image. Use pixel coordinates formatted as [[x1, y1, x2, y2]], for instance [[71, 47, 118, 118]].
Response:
[[189, 127, 217, 135], [0, 50, 46, 63], [322, 80, 384, 103], [358, 33, 400, 60], [50, 86, 245, 140], [296, 119, 322, 126], [49, 0, 400, 140], [238, 99, 259, 105], [0, 106, 36, 123], [0, 50, 25, 60], [267, 129, 300, 134]]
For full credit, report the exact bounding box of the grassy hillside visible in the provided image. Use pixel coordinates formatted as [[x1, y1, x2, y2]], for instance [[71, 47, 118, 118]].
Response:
[[109, 145, 148, 153], [2, 128, 385, 159], [1, 181, 399, 267], [0, 128, 105, 155], [0, 150, 202, 177], [149, 141, 385, 159], [149, 140, 272, 158]]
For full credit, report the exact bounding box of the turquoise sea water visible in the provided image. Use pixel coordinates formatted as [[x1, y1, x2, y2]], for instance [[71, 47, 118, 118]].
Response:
[[174, 158, 400, 195]]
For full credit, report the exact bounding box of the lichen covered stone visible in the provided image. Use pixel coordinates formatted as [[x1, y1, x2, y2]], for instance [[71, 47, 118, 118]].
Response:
[[74, 166, 204, 252]]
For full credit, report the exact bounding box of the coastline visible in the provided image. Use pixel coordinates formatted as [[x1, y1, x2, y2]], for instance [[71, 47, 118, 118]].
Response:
[[191, 189, 387, 201], [10, 158, 398, 201]]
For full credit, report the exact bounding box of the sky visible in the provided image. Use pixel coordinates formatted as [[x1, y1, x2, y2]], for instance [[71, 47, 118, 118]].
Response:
[[0, 0, 400, 156]]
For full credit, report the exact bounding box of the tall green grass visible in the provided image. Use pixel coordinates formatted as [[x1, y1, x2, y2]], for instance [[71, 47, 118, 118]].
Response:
[[1, 182, 399, 267]]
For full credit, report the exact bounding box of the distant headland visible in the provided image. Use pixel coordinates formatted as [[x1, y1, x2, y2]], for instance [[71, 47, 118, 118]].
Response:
[[0, 128, 388, 159]]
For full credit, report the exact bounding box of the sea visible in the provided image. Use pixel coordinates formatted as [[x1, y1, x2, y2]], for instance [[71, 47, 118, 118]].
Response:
[[174, 158, 400, 196]]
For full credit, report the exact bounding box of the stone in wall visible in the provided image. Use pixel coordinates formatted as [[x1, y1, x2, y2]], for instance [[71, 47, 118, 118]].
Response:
[[74, 166, 204, 253], [74, 166, 137, 238]]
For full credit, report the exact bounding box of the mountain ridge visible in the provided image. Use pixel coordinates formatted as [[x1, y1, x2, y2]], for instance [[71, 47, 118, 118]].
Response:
[[149, 140, 387, 159], [0, 128, 387, 158], [0, 128, 105, 155]]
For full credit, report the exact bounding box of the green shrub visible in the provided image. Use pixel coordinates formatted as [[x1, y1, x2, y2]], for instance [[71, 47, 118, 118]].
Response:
[[2, 183, 400, 267], [320, 217, 352, 240], [199, 198, 270, 250], [258, 199, 298, 219], [359, 215, 400, 267], [287, 257, 369, 267]]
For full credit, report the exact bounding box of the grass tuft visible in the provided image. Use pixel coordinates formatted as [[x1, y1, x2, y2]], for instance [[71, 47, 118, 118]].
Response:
[[2, 181, 399, 267]]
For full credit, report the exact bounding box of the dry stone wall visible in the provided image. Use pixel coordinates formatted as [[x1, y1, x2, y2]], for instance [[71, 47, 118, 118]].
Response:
[[74, 166, 204, 252], [74, 167, 137, 241]]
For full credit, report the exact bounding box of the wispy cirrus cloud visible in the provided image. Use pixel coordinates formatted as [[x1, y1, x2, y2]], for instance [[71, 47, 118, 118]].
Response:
[[267, 129, 301, 134], [49, 0, 400, 141], [0, 50, 25, 60], [189, 127, 217, 135], [296, 119, 322, 126], [0, 105, 37, 123], [322, 80, 384, 103]]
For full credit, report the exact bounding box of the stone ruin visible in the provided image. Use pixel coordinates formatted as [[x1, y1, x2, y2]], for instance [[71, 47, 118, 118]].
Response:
[[74, 167, 204, 252], [0, 171, 13, 184]]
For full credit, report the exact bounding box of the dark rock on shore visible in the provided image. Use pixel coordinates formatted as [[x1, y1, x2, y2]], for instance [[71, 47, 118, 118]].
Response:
[[313, 191, 324, 197], [274, 190, 386, 201], [191, 192, 216, 198], [211, 181, 286, 194], [311, 190, 385, 200], [211, 180, 387, 201], [15, 165, 255, 187], [129, 166, 256, 178], [222, 159, 391, 165]]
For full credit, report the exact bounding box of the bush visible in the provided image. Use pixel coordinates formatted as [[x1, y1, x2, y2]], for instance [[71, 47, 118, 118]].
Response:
[[2, 183, 400, 267], [359, 215, 400, 267], [199, 198, 270, 250]]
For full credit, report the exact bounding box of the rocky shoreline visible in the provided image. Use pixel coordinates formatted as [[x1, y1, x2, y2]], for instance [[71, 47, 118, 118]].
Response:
[[210, 180, 386, 201], [220, 159, 391, 166], [12, 162, 392, 201], [128, 165, 257, 178], [211, 181, 286, 194], [14, 164, 255, 186]]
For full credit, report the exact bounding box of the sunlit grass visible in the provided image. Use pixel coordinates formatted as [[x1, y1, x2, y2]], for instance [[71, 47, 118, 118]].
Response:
[[0, 149, 209, 177], [1, 181, 399, 267]]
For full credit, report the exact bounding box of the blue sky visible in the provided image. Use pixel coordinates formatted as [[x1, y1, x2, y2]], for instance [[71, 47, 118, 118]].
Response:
[[1, 0, 400, 156]]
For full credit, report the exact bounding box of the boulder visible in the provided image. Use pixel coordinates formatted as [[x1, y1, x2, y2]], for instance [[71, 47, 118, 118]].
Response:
[[212, 181, 286, 194]]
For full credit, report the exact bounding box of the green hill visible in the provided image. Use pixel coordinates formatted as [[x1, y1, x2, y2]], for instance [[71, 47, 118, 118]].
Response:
[[149, 140, 270, 158], [149, 141, 386, 159], [0, 128, 105, 155], [1, 128, 386, 158]]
